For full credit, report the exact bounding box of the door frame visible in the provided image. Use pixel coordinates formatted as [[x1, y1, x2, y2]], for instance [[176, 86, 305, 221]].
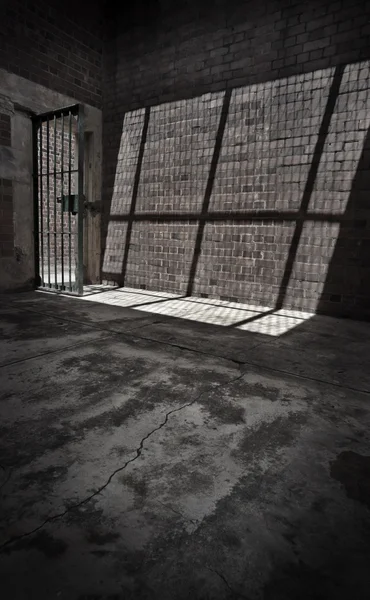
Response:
[[32, 103, 85, 295]]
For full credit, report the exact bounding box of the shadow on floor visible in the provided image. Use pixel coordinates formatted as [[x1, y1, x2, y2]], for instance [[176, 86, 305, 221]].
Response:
[[0, 292, 370, 600]]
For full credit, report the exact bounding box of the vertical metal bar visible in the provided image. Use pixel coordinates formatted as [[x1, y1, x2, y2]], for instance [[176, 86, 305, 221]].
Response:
[[32, 104, 82, 294], [77, 106, 84, 295], [68, 111, 73, 291], [46, 117, 51, 287], [53, 115, 58, 289], [32, 119, 40, 288], [39, 120, 44, 285], [61, 113, 65, 291]]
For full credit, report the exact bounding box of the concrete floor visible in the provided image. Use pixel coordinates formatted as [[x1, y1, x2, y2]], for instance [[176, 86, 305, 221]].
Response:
[[1, 290, 370, 600]]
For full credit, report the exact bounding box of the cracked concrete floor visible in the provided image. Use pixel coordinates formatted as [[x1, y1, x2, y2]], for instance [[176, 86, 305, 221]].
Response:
[[1, 291, 370, 600]]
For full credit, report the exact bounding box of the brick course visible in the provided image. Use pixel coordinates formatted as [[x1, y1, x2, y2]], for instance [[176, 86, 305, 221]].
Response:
[[0, 114, 11, 146], [0, 0, 103, 108], [0, 179, 14, 258], [102, 0, 370, 319]]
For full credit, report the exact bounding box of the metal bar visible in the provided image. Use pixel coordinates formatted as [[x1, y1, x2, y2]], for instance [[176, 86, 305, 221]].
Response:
[[36, 103, 80, 121], [77, 106, 85, 295], [68, 111, 73, 292], [53, 115, 58, 289], [32, 119, 40, 288], [61, 113, 65, 291], [36, 286, 82, 297], [31, 103, 84, 295], [38, 120, 44, 285], [46, 117, 51, 288]]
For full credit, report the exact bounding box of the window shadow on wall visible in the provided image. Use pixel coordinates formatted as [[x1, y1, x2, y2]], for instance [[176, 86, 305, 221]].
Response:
[[274, 64, 345, 311], [119, 106, 151, 286], [186, 89, 232, 296], [101, 58, 370, 324], [317, 124, 370, 319]]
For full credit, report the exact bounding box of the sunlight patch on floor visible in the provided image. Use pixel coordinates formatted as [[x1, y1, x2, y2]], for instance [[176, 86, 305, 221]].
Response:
[[79, 287, 313, 336]]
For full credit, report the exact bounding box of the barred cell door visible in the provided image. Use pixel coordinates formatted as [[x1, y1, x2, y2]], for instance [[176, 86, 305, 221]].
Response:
[[32, 104, 85, 295]]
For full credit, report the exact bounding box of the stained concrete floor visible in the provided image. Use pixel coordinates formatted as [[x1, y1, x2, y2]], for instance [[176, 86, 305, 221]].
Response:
[[0, 290, 370, 600]]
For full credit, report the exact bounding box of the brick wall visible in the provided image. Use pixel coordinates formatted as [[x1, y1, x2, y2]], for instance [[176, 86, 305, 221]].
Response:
[[0, 112, 13, 261], [0, 179, 14, 259], [0, 1, 103, 291], [0, 0, 103, 108], [0, 114, 11, 147], [102, 0, 370, 319]]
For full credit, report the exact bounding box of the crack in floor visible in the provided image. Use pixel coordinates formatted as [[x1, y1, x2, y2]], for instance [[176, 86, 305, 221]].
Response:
[[156, 499, 199, 528], [0, 369, 245, 553], [0, 469, 12, 495], [239, 360, 370, 396], [2, 299, 369, 394], [0, 300, 166, 336], [0, 301, 256, 367], [122, 318, 166, 333], [207, 566, 251, 599], [0, 462, 13, 495], [0, 334, 113, 369]]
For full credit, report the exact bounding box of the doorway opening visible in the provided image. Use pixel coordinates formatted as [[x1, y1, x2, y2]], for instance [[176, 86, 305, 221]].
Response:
[[32, 104, 84, 295]]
